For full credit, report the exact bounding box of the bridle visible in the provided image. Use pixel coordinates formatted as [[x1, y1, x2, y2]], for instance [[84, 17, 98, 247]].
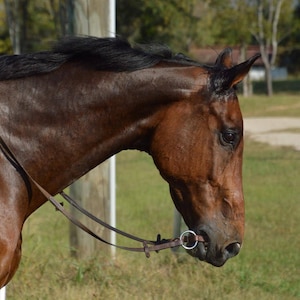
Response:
[[0, 137, 204, 257]]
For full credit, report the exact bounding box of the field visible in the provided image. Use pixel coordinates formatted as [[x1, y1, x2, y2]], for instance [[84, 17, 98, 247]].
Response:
[[7, 91, 300, 299]]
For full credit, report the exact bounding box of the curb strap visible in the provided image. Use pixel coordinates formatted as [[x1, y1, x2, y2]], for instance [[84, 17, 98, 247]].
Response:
[[0, 137, 203, 257]]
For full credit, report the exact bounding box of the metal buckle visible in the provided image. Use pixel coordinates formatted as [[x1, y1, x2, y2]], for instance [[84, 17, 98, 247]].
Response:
[[180, 230, 198, 250]]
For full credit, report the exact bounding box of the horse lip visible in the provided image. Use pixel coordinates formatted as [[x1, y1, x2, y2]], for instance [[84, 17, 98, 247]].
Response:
[[188, 245, 227, 267], [197, 241, 208, 258], [205, 256, 227, 267], [186, 230, 210, 261], [186, 240, 208, 261]]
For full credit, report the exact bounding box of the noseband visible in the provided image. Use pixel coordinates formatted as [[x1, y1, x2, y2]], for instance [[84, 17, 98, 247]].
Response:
[[0, 138, 204, 257]]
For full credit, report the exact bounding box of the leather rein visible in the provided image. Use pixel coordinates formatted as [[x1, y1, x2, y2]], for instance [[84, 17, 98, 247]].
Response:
[[0, 137, 204, 257]]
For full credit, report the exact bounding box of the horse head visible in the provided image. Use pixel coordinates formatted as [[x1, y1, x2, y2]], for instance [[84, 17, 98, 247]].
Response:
[[150, 49, 260, 266]]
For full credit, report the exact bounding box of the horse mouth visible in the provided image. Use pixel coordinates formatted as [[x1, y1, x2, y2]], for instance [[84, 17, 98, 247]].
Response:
[[185, 229, 242, 267], [186, 231, 210, 261], [187, 241, 228, 267]]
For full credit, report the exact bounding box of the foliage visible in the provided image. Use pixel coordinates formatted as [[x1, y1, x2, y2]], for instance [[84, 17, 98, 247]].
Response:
[[278, 2, 300, 74], [117, 1, 299, 48], [117, 0, 216, 52], [208, 0, 254, 46], [0, 1, 11, 53], [117, 0, 218, 50], [0, 0, 68, 53]]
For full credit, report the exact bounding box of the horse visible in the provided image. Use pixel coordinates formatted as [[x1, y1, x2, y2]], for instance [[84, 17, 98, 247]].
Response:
[[0, 36, 259, 287]]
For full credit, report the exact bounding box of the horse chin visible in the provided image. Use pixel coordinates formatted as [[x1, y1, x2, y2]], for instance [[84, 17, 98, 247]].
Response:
[[187, 241, 207, 260], [187, 244, 227, 267]]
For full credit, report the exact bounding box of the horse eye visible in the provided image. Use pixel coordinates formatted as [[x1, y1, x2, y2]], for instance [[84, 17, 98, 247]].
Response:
[[220, 129, 239, 147]]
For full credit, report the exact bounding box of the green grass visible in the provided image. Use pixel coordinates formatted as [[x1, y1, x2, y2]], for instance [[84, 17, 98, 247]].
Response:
[[7, 94, 300, 299], [239, 94, 300, 117]]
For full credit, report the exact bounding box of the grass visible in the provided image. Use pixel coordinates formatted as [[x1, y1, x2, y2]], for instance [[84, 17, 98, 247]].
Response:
[[239, 78, 300, 117], [239, 94, 300, 117], [7, 93, 300, 299]]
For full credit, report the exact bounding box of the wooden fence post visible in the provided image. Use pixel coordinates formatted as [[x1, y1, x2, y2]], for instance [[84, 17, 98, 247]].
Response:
[[69, 0, 115, 259]]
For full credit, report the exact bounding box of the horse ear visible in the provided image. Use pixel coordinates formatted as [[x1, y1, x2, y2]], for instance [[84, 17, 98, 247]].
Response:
[[215, 48, 233, 69], [213, 53, 261, 92]]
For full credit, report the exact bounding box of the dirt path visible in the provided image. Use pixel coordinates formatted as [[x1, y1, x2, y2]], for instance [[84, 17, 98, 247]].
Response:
[[244, 117, 300, 151]]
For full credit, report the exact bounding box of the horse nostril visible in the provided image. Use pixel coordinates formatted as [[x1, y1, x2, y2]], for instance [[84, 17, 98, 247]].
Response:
[[224, 242, 241, 259]]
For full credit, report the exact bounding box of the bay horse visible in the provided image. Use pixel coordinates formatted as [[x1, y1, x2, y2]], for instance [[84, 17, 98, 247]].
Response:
[[0, 36, 259, 287]]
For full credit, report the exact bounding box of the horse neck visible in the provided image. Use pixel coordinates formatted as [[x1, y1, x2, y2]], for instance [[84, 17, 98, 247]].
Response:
[[2, 63, 203, 197], [56, 64, 202, 186], [78, 64, 202, 154]]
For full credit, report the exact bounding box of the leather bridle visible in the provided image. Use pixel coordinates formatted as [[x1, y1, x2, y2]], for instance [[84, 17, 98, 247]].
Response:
[[0, 137, 204, 257]]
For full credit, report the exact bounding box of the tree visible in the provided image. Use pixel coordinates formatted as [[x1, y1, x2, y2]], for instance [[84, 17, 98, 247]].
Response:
[[117, 0, 218, 53], [279, 2, 300, 75], [211, 0, 257, 96], [0, 1, 11, 53], [4, 0, 26, 53], [251, 0, 294, 96], [3, 0, 69, 53]]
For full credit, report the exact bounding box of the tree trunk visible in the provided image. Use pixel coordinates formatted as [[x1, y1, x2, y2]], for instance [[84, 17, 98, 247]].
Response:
[[69, 0, 115, 259], [265, 64, 273, 96], [253, 0, 284, 97], [4, 0, 21, 54], [240, 44, 252, 97]]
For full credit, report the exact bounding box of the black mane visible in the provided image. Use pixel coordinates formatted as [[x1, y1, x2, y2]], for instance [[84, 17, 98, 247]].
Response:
[[0, 36, 202, 80]]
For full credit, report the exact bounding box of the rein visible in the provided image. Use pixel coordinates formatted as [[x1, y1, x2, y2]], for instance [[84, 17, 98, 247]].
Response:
[[0, 138, 204, 257]]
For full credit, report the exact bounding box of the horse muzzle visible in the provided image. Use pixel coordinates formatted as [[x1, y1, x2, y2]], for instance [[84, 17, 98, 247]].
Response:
[[184, 227, 242, 267]]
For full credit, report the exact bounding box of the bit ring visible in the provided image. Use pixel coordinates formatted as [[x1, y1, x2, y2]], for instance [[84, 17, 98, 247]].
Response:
[[180, 230, 198, 250]]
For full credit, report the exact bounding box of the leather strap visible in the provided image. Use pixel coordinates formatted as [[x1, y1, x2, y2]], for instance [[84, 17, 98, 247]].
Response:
[[0, 137, 204, 257]]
